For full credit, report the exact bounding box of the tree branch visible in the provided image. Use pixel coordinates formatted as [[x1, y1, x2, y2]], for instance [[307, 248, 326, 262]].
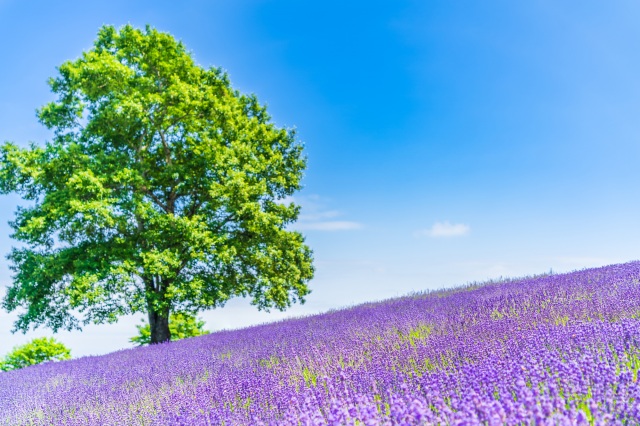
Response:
[[140, 186, 170, 213], [158, 130, 172, 166]]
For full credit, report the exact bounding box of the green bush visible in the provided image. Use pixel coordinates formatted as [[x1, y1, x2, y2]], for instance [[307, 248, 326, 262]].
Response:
[[0, 337, 71, 371], [130, 313, 210, 346]]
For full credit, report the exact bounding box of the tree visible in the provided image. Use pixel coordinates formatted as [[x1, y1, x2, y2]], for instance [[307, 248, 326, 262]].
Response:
[[0, 337, 71, 371], [130, 312, 209, 346], [0, 25, 314, 344]]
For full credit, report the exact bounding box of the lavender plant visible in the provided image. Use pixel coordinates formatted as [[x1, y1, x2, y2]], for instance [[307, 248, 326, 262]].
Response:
[[2, 262, 640, 425]]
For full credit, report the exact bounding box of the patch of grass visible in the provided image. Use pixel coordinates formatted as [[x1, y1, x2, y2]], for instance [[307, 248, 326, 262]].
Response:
[[259, 355, 281, 370], [395, 323, 434, 347]]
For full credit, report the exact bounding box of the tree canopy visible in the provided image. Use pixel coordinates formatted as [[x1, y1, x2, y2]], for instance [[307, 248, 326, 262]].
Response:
[[0, 337, 71, 371], [0, 25, 314, 343]]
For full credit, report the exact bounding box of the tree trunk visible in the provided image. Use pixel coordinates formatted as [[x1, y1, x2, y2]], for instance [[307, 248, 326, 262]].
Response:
[[144, 275, 172, 344], [148, 307, 171, 344]]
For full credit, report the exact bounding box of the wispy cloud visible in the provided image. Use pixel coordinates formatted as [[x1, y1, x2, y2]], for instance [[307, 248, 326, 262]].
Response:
[[299, 210, 341, 221], [418, 221, 470, 238], [294, 221, 363, 231], [284, 195, 363, 232]]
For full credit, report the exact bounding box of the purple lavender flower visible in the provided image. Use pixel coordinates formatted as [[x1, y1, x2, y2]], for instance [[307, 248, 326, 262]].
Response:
[[3, 262, 640, 424]]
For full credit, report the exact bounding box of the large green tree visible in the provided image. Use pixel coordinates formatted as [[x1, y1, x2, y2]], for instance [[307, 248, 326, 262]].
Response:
[[0, 25, 314, 344]]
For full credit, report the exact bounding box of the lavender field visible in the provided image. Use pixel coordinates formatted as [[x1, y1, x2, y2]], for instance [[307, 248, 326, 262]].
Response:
[[3, 262, 640, 425]]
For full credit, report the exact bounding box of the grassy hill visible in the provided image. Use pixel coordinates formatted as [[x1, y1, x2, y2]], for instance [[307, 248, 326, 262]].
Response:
[[2, 262, 640, 425]]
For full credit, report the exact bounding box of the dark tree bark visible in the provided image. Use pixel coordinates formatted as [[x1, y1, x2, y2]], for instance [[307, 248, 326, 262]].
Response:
[[148, 306, 171, 344], [146, 277, 172, 344]]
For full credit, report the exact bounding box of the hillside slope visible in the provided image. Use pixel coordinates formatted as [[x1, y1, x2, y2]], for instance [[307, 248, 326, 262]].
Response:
[[2, 262, 640, 425]]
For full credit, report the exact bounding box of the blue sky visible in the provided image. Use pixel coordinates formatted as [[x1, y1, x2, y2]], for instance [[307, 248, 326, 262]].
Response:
[[2, 0, 640, 357]]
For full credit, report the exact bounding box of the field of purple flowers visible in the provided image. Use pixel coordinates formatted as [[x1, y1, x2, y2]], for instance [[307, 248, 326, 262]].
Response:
[[3, 262, 640, 425]]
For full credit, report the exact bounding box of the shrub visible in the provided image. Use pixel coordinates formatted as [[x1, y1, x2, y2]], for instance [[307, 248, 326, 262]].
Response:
[[0, 337, 71, 371], [130, 313, 210, 346]]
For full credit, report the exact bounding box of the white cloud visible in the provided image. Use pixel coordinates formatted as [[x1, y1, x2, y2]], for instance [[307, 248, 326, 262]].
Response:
[[293, 221, 363, 231], [299, 210, 341, 221], [286, 195, 363, 232], [419, 221, 470, 238]]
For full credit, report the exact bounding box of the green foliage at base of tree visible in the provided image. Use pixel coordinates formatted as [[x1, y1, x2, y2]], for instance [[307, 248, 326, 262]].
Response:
[[0, 337, 71, 371], [130, 312, 210, 346]]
